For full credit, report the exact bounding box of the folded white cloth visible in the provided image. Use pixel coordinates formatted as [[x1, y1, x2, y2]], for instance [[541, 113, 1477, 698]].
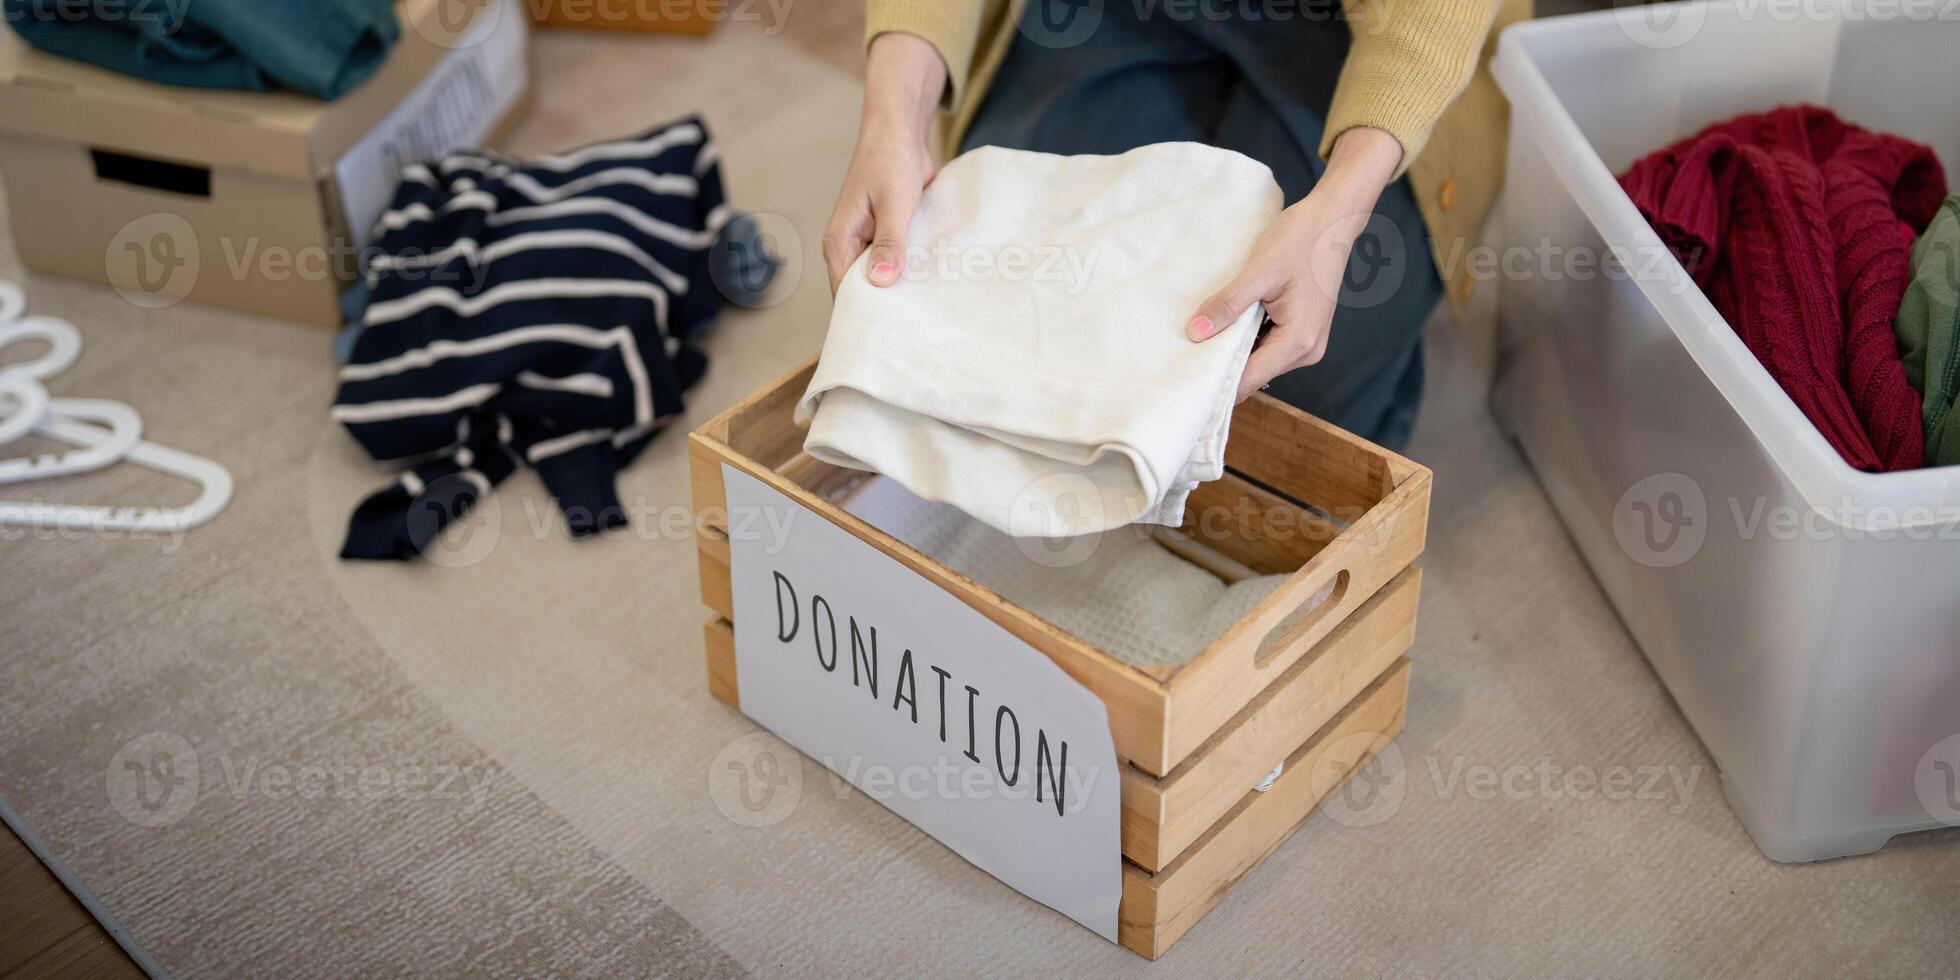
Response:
[[797, 142, 1283, 538], [842, 476, 1287, 667]]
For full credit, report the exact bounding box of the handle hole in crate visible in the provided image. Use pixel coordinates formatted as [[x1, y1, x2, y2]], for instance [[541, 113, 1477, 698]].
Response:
[[90, 149, 212, 198], [1253, 568, 1348, 667]]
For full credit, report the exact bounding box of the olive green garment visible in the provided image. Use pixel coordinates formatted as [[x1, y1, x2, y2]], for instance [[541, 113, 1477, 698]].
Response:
[[1896, 195, 1960, 467]]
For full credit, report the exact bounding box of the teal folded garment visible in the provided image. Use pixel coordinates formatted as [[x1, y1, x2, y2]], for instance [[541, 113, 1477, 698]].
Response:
[[4, 0, 399, 100]]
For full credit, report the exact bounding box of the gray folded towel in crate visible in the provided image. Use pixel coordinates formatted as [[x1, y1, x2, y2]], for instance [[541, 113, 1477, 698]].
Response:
[[843, 475, 1286, 667]]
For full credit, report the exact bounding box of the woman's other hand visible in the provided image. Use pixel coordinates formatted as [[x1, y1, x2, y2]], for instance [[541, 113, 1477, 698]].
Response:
[[823, 32, 947, 293], [1185, 127, 1405, 402]]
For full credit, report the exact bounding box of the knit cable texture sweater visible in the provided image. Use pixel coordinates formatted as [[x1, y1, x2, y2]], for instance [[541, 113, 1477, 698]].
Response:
[[1621, 105, 1947, 472], [1894, 195, 1960, 467]]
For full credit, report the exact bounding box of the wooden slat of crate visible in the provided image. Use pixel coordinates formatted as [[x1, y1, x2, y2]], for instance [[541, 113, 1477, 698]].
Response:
[[703, 616, 738, 708], [1120, 659, 1409, 958], [1158, 464, 1426, 775], [695, 524, 733, 624], [1119, 566, 1417, 870], [1222, 392, 1408, 522], [698, 565, 1417, 872], [1169, 471, 1343, 575], [689, 356, 1430, 781]]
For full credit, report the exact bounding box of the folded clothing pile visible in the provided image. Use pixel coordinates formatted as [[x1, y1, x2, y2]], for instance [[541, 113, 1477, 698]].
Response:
[[1620, 105, 1949, 472], [798, 142, 1283, 538], [2, 0, 399, 99], [334, 116, 752, 561], [842, 476, 1290, 667], [1894, 195, 1960, 468]]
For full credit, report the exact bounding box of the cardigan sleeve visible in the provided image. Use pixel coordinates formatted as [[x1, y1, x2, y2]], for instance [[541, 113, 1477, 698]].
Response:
[[1321, 0, 1501, 177], [864, 0, 999, 114]]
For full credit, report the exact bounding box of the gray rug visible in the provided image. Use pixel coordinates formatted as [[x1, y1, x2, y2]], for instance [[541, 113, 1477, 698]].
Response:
[[2, 11, 1957, 978]]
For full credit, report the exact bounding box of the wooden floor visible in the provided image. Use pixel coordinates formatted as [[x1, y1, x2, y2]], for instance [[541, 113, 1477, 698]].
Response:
[[0, 824, 143, 980]]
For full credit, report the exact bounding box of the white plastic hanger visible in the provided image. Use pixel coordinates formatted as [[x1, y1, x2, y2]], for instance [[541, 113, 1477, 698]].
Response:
[[0, 308, 143, 481], [0, 414, 233, 532], [0, 280, 233, 533]]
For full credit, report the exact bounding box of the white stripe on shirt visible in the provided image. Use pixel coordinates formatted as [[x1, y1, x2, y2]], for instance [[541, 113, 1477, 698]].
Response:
[[368, 228, 690, 293], [330, 382, 503, 424], [526, 428, 616, 462], [339, 324, 653, 438], [439, 123, 703, 176], [499, 167, 696, 205], [340, 323, 640, 382], [376, 193, 724, 251], [361, 279, 669, 332], [516, 370, 615, 399]]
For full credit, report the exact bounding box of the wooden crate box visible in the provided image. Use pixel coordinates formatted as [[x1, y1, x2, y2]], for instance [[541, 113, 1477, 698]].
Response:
[[690, 357, 1430, 957]]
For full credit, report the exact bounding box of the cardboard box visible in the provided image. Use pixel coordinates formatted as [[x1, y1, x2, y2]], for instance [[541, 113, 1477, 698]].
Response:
[[0, 0, 533, 326]]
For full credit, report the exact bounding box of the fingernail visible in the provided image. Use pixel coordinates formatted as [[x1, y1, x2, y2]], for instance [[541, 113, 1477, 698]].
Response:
[[871, 262, 895, 282], [1187, 315, 1214, 341]]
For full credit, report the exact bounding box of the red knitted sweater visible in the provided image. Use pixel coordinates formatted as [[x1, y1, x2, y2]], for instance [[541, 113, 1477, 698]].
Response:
[[1621, 105, 1946, 471]]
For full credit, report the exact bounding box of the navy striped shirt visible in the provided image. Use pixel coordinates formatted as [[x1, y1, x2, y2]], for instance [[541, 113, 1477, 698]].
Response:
[[334, 116, 730, 560]]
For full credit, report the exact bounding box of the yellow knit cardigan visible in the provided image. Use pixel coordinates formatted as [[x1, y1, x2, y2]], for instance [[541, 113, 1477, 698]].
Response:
[[866, 0, 1531, 312]]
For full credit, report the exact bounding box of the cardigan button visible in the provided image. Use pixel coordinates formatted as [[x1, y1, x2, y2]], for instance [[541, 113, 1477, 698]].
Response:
[[1439, 178, 1459, 211]]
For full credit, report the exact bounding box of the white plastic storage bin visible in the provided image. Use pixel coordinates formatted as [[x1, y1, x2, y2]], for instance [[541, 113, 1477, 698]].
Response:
[[1490, 0, 1960, 861]]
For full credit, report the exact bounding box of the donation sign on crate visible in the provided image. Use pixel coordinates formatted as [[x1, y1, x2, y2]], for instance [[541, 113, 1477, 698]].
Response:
[[722, 463, 1125, 940]]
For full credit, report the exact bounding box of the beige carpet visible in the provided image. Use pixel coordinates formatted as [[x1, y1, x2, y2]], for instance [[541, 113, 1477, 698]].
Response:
[[2, 10, 1957, 978]]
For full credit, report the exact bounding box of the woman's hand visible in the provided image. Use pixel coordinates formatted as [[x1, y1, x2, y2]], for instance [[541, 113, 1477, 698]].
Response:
[[1186, 127, 1405, 401], [823, 32, 947, 293]]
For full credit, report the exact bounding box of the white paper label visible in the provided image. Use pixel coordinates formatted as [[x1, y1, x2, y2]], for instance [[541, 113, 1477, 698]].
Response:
[[335, 0, 531, 249], [721, 463, 1122, 942]]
